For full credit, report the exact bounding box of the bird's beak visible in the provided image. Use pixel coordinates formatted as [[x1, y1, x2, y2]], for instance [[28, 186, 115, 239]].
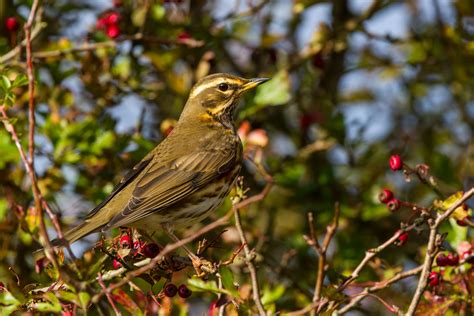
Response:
[[241, 77, 270, 92]]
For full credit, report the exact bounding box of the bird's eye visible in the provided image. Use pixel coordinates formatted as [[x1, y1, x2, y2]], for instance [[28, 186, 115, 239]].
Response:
[[218, 83, 229, 92]]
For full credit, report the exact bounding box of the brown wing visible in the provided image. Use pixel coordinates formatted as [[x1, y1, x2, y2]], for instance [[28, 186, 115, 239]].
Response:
[[104, 150, 238, 229], [84, 157, 153, 220]]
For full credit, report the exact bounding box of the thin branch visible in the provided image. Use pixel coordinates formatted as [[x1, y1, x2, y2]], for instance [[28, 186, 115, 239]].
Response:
[[22, 0, 60, 273], [98, 273, 122, 316], [336, 265, 423, 314], [337, 221, 418, 292], [234, 206, 266, 316], [406, 187, 474, 315], [0, 9, 44, 64]]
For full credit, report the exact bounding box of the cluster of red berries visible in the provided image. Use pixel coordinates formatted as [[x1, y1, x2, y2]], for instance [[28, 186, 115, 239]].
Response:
[[379, 188, 400, 212], [112, 235, 161, 269], [436, 253, 459, 266], [428, 271, 441, 287], [163, 283, 192, 298], [96, 12, 121, 39], [5, 16, 19, 32]]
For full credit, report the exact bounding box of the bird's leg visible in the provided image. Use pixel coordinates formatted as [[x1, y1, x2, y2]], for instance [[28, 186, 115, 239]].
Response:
[[162, 225, 216, 277]]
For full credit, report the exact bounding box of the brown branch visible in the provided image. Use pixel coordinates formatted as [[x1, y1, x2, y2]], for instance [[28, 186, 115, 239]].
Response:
[[303, 203, 340, 316], [98, 273, 122, 316], [234, 206, 266, 316], [336, 265, 423, 314], [0, 9, 44, 65], [22, 0, 60, 273], [28, 33, 203, 61], [406, 187, 474, 315], [337, 221, 418, 292]]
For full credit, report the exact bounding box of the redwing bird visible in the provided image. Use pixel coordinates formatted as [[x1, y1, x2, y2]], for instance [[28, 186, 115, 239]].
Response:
[[41, 73, 269, 255]]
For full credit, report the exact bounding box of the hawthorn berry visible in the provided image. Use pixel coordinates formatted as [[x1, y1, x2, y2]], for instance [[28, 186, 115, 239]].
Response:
[[177, 31, 191, 41], [5, 17, 19, 32], [389, 154, 403, 171], [456, 218, 468, 227], [164, 283, 178, 297], [106, 24, 120, 38], [312, 53, 325, 69], [106, 12, 120, 25], [395, 231, 409, 246], [461, 251, 474, 264], [379, 189, 394, 204], [96, 18, 107, 30], [143, 242, 160, 258], [133, 240, 145, 252], [178, 284, 192, 298], [113, 259, 122, 269], [446, 253, 459, 266], [428, 271, 440, 287], [387, 198, 401, 212], [120, 235, 131, 248], [436, 254, 448, 267]]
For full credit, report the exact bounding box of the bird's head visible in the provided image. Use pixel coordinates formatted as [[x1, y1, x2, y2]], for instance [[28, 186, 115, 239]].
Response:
[[179, 73, 269, 129]]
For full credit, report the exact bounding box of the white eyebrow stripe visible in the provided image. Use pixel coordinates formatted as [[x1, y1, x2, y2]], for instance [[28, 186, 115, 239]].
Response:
[[189, 81, 220, 98]]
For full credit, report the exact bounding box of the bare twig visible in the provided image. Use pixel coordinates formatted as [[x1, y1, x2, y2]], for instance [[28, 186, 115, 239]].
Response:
[[337, 222, 418, 292], [234, 206, 266, 316], [406, 188, 474, 315], [22, 0, 60, 273], [98, 273, 122, 316], [0, 9, 44, 64], [336, 265, 423, 314]]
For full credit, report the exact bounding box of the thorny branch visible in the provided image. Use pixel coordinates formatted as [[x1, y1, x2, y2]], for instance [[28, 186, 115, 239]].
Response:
[[406, 187, 474, 315], [303, 203, 340, 316]]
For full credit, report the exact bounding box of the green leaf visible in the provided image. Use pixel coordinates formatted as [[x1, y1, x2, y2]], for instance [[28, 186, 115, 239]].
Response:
[[254, 70, 290, 106], [11, 75, 28, 88], [132, 277, 152, 293], [151, 5, 165, 20], [220, 267, 237, 295], [78, 291, 90, 310], [261, 284, 285, 306], [0, 75, 11, 91], [240, 70, 290, 118], [187, 277, 229, 295], [35, 292, 62, 312], [132, 7, 148, 27]]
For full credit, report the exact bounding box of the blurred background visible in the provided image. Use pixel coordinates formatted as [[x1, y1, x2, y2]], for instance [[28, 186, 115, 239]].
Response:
[[0, 0, 473, 314]]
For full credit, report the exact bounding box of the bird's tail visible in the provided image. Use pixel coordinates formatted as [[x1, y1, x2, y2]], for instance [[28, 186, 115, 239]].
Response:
[[33, 220, 102, 261]]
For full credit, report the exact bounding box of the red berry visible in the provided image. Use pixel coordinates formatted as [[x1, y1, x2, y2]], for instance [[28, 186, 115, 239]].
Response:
[[133, 240, 145, 251], [395, 231, 409, 246], [113, 259, 122, 269], [389, 154, 403, 171], [456, 219, 468, 226], [106, 24, 120, 38], [436, 254, 448, 267], [164, 283, 178, 297], [120, 235, 131, 248], [61, 311, 74, 316], [96, 18, 107, 30], [379, 189, 394, 204], [178, 284, 192, 298], [106, 12, 120, 25], [446, 253, 459, 266], [177, 31, 191, 41], [312, 53, 325, 69], [387, 198, 401, 212], [5, 17, 19, 32], [428, 271, 440, 287], [461, 251, 474, 264], [143, 243, 160, 258]]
